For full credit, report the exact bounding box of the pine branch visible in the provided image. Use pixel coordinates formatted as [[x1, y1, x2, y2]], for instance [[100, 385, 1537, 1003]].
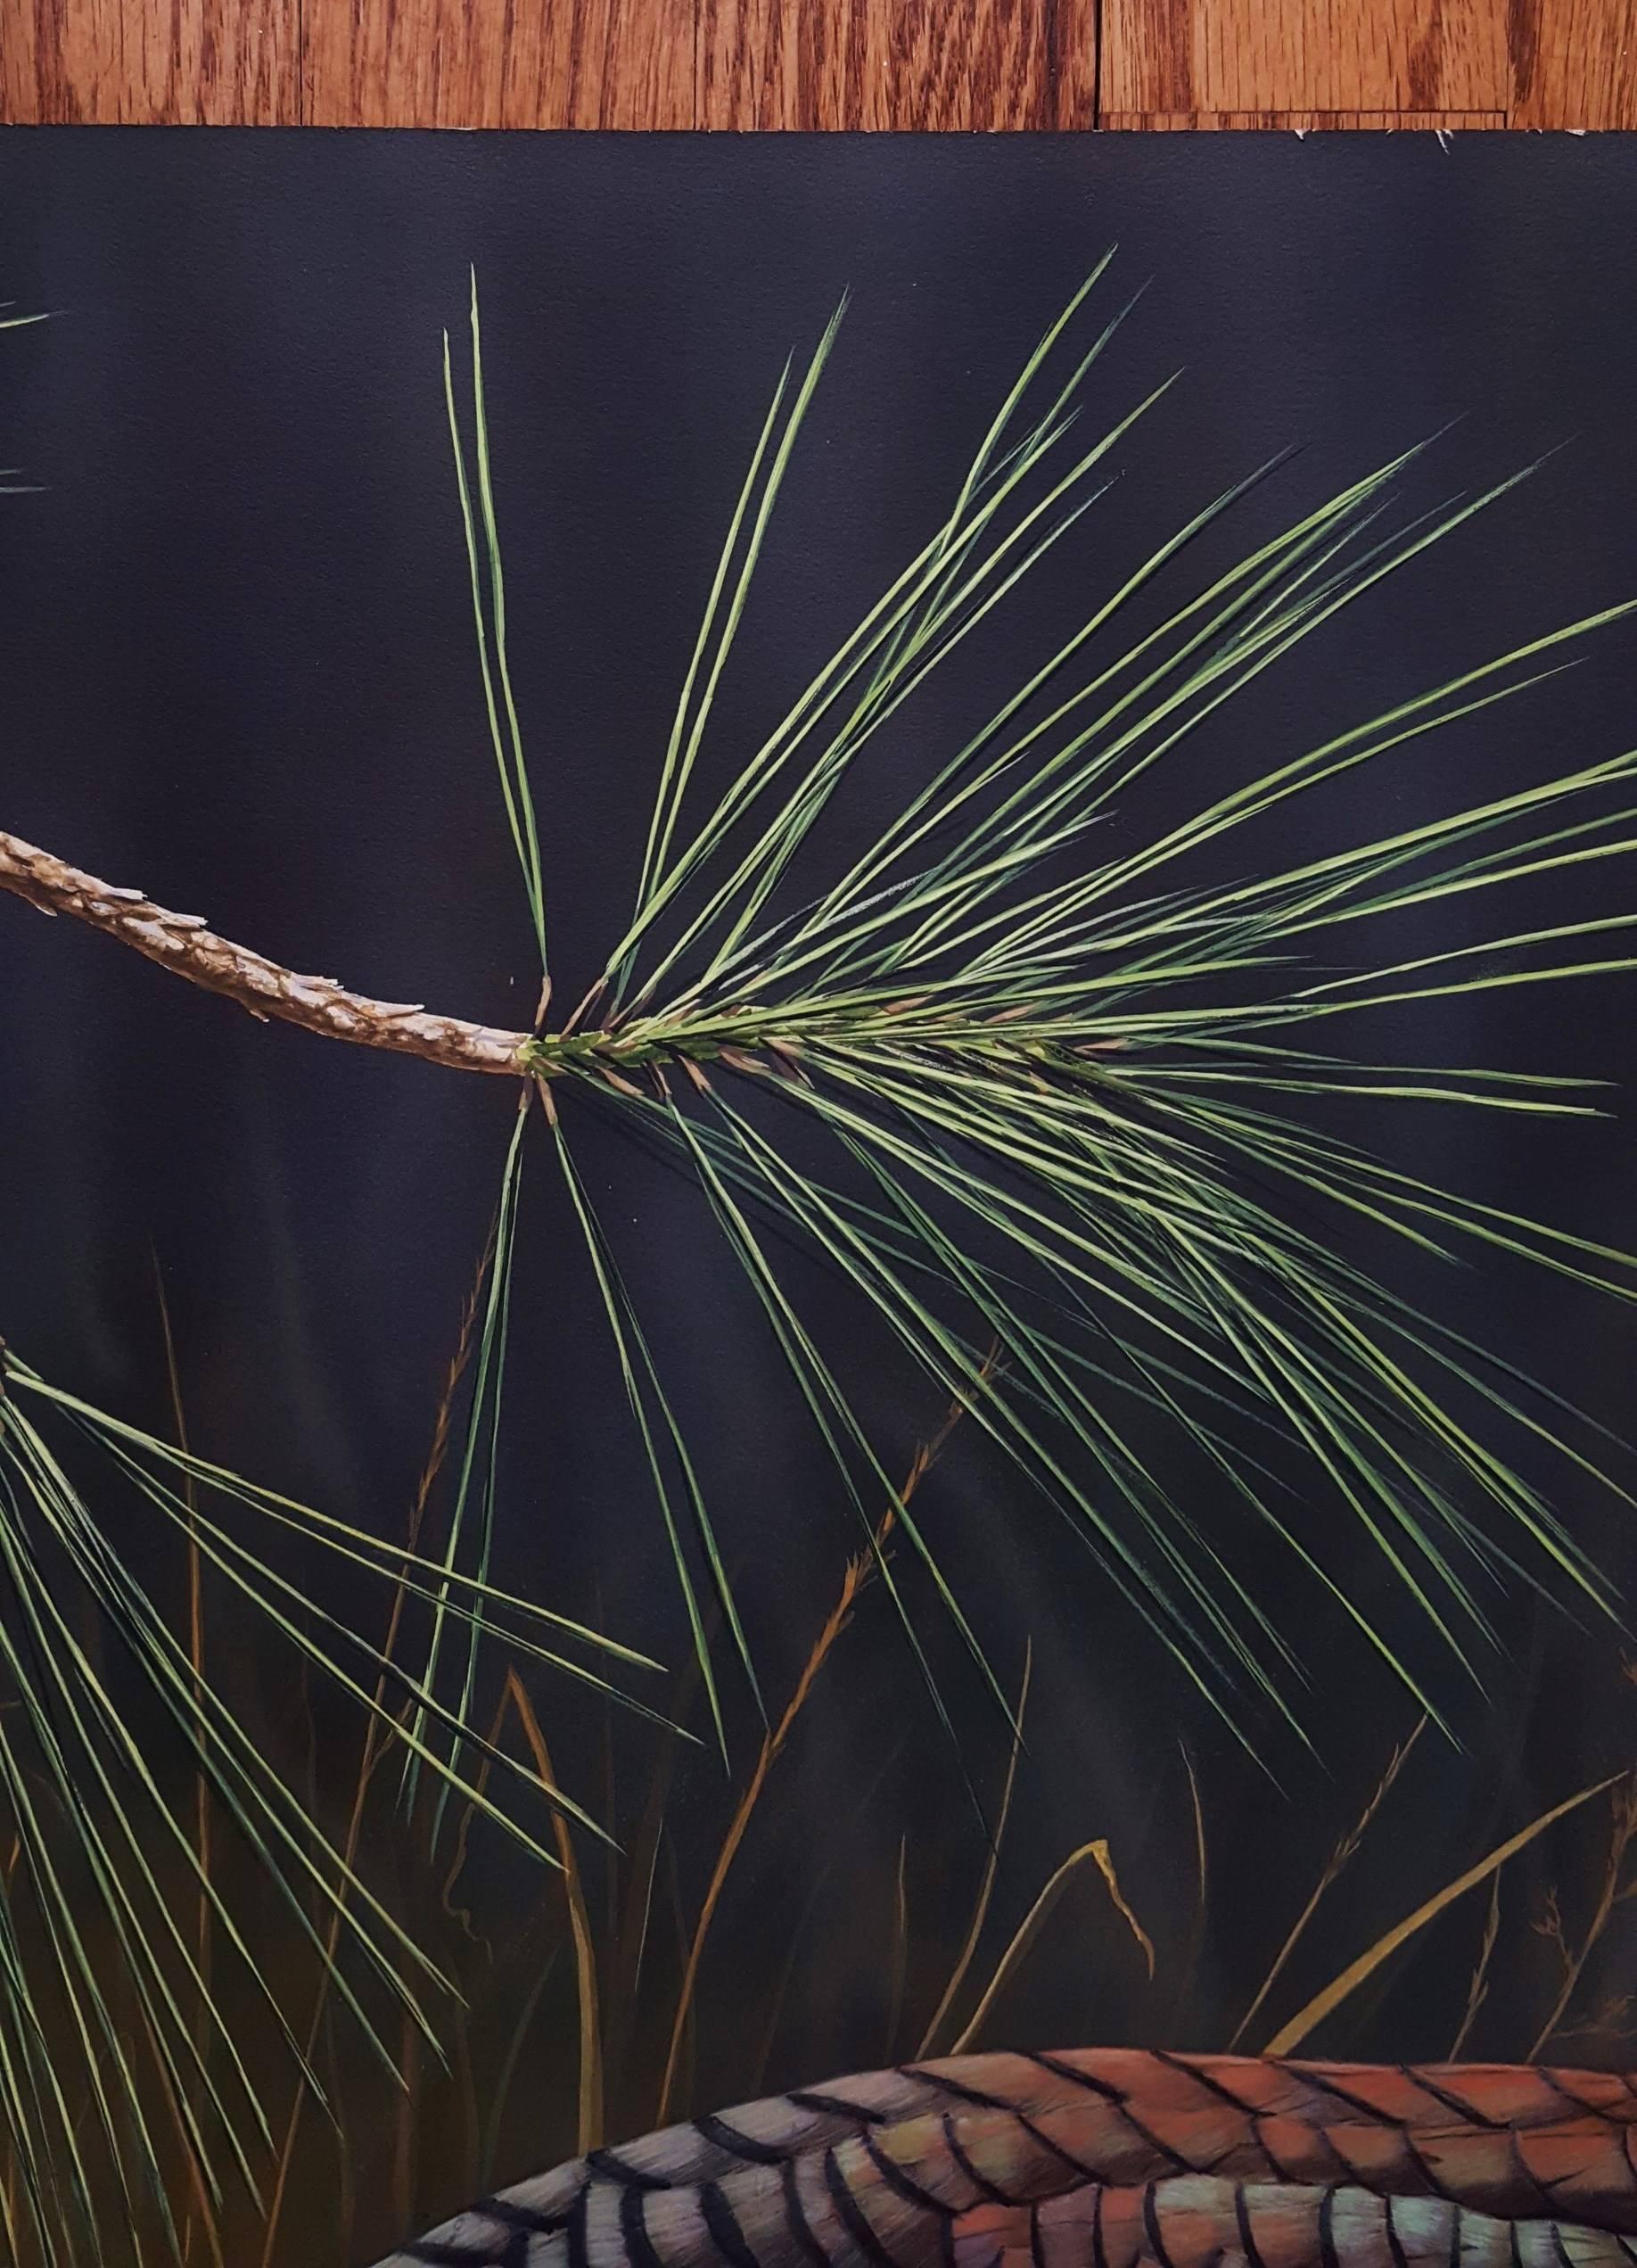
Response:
[[0, 828, 531, 1075]]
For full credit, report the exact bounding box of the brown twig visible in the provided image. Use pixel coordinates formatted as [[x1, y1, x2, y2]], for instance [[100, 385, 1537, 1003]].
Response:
[[0, 829, 1123, 1095], [0, 829, 530, 1075]]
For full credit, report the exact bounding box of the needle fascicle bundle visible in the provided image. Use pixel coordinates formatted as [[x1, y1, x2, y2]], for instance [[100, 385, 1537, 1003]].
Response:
[[433, 257, 1637, 1762]]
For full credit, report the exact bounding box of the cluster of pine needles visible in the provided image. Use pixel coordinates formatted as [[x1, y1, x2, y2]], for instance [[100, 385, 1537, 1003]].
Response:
[[453, 252, 1637, 1758], [4, 253, 1637, 2262]]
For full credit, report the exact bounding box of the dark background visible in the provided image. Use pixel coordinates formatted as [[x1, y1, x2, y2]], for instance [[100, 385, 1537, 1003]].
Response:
[[3, 132, 1637, 2258]]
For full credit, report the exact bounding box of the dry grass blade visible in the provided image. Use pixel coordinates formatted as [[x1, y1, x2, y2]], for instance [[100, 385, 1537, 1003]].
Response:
[[884, 1835, 910, 2061], [916, 1638, 1032, 2058], [655, 1362, 988, 2124], [1449, 1869, 1501, 2057], [1168, 1737, 1210, 2031], [131, 1988, 228, 2268], [602, 1654, 706, 2105], [1181, 1742, 1207, 1917], [505, 1671, 604, 2152], [949, 1836, 1155, 2055], [1528, 1770, 1637, 2056], [653, 1508, 894, 2124], [1229, 1712, 1426, 2049], [257, 1219, 498, 2268], [1263, 1770, 1622, 2053]]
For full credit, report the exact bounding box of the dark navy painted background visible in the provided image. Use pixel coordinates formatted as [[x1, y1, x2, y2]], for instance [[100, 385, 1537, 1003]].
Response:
[[3, 132, 1637, 2247]]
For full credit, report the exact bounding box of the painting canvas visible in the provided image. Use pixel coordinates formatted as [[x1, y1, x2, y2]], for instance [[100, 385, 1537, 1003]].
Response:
[[2, 129, 1637, 2268]]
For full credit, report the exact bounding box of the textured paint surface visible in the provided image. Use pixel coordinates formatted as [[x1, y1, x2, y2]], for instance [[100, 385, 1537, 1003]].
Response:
[[4, 134, 1637, 2266]]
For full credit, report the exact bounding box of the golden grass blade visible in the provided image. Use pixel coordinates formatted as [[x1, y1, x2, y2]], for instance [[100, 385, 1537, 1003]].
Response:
[[1263, 1771, 1622, 2053], [950, 1837, 1155, 2054]]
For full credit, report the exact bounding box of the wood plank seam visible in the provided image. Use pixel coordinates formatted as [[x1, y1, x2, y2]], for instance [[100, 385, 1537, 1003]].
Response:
[[2, 3, 1637, 160]]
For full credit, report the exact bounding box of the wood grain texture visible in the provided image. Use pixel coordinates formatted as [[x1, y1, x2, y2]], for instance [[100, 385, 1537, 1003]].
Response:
[[0, 0, 297, 120], [695, 0, 1098, 127], [1100, 109, 1509, 128], [304, 0, 695, 124], [1509, 0, 1637, 126], [1099, 0, 1512, 122], [0, 0, 1634, 143], [1102, 0, 1637, 126]]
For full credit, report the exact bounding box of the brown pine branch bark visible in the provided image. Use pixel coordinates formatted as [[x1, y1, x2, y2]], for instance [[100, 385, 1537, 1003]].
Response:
[[0, 827, 532, 1075]]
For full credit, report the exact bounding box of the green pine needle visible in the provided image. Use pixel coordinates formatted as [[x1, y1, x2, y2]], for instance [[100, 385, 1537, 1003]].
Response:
[[483, 258, 1637, 1750]]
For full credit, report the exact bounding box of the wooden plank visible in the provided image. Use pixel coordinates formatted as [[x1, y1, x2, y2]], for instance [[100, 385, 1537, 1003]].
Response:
[[303, 0, 696, 126], [1099, 0, 1509, 122], [695, 0, 1098, 128], [0, 0, 297, 120], [1510, 0, 1637, 126], [1101, 109, 1507, 128], [2, 0, 1633, 144]]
